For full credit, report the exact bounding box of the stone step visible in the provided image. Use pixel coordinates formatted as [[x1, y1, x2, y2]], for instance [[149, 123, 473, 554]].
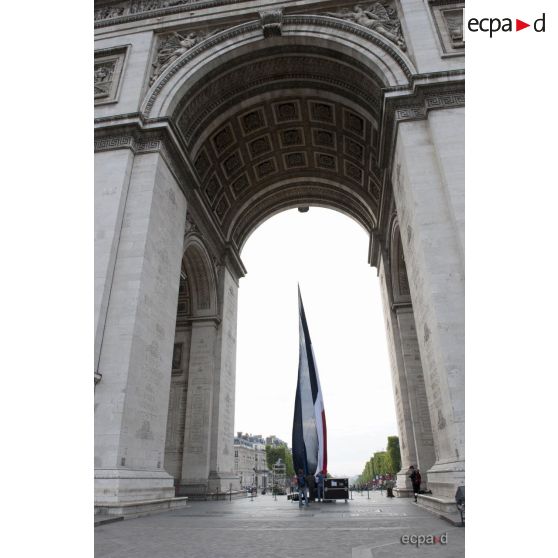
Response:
[[95, 496, 189, 519], [94, 514, 124, 527]]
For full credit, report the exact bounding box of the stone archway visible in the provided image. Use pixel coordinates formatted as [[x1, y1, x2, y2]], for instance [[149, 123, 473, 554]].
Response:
[[95, 0, 464, 519], [163, 229, 221, 494]]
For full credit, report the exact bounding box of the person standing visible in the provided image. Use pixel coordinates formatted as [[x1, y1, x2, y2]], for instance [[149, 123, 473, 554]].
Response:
[[315, 470, 325, 502], [409, 465, 422, 502], [296, 469, 308, 508], [306, 472, 316, 502]]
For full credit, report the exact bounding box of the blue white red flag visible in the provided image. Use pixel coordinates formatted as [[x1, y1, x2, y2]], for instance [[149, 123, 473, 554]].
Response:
[[292, 286, 327, 475]]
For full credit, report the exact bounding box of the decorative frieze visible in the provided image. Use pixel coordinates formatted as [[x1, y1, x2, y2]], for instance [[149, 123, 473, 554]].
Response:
[[94, 135, 135, 151], [378, 79, 465, 169], [94, 46, 127, 103], [95, 5, 126, 21], [94, 61, 117, 98], [94, 1, 249, 26], [393, 91, 465, 124], [150, 30, 216, 86], [324, 2, 406, 51], [144, 18, 403, 118], [94, 128, 195, 204], [429, 2, 465, 55], [424, 92, 465, 110], [130, 0, 196, 13], [444, 11, 464, 49]]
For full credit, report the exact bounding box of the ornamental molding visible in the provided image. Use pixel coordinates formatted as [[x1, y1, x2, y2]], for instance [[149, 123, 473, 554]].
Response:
[[428, 0, 465, 6], [429, 1, 465, 55], [323, 2, 406, 51], [392, 91, 465, 123], [94, 125, 194, 198], [94, 45, 129, 104], [260, 9, 283, 38], [149, 29, 223, 86], [378, 77, 465, 173], [94, 0, 409, 53], [95, 1, 242, 27], [94, 120, 234, 257], [176, 56, 383, 147], [284, 15, 412, 77], [144, 21, 260, 116], [231, 184, 375, 249], [143, 14, 414, 117]]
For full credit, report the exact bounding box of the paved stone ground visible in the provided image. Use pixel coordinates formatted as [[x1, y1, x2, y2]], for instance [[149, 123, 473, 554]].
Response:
[[95, 491, 464, 558]]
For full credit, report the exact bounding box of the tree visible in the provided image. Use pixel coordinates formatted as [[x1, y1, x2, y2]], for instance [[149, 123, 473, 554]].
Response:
[[372, 451, 390, 476], [265, 444, 295, 477], [357, 435, 402, 482], [386, 436, 401, 473], [284, 446, 295, 477]]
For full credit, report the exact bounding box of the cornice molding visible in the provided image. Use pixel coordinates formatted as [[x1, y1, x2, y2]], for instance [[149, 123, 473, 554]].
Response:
[[378, 76, 465, 171], [284, 15, 413, 78], [144, 21, 261, 116], [95, 0, 247, 28], [95, 125, 186, 181], [143, 14, 413, 118], [94, 119, 245, 274]]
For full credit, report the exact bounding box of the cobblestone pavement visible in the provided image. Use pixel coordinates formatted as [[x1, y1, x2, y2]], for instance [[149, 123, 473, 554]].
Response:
[[95, 491, 464, 558]]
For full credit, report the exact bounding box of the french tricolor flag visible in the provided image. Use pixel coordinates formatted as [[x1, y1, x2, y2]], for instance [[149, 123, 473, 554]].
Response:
[[292, 286, 327, 476]]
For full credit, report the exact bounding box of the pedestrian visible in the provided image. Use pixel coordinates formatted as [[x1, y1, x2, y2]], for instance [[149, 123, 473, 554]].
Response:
[[316, 470, 325, 502], [290, 475, 297, 494], [306, 472, 316, 502], [296, 468, 308, 507], [409, 465, 422, 502]]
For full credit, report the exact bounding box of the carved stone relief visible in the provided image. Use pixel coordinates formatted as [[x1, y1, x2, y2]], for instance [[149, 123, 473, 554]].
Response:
[[150, 30, 219, 85], [429, 2, 465, 55], [325, 2, 406, 51], [94, 61, 117, 99], [94, 4, 126, 21], [131, 0, 196, 13], [444, 10, 464, 49], [94, 47, 127, 103]]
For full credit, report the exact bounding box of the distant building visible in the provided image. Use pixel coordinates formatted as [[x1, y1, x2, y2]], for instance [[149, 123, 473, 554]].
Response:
[[265, 435, 288, 448], [234, 433, 269, 489]]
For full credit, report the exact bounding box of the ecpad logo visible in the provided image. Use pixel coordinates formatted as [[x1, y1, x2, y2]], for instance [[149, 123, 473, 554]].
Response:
[[468, 13, 546, 37]]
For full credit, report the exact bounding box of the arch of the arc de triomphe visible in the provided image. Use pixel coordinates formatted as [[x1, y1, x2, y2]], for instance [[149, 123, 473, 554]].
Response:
[[94, 0, 464, 520]]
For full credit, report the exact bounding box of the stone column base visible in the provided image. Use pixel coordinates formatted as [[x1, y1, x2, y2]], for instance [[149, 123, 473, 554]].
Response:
[[426, 459, 465, 500], [95, 496, 189, 520], [176, 481, 209, 499], [95, 469, 176, 505], [394, 487, 414, 498], [395, 469, 412, 497], [416, 494, 462, 526], [176, 473, 241, 498], [208, 471, 240, 493]]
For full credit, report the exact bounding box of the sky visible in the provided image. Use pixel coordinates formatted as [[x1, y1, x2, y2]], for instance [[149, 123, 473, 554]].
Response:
[[234, 207, 398, 478]]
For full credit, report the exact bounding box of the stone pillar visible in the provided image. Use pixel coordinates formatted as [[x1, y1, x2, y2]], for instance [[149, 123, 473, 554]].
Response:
[[208, 265, 240, 492], [163, 326, 192, 482], [178, 320, 219, 494], [94, 151, 187, 504], [378, 256, 416, 495], [394, 306, 436, 487], [94, 148, 134, 376], [392, 108, 465, 500]]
